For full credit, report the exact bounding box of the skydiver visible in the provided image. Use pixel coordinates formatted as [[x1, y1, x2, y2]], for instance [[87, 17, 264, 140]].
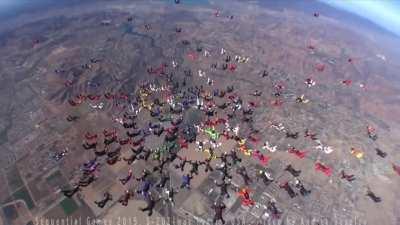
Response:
[[367, 190, 381, 203], [279, 182, 297, 198], [167, 151, 179, 162], [139, 195, 160, 216], [123, 152, 138, 165], [78, 173, 96, 187], [257, 170, 274, 186], [62, 185, 81, 198], [226, 85, 234, 93], [180, 174, 193, 189], [296, 95, 309, 104], [83, 157, 97, 169], [200, 157, 214, 173], [137, 180, 152, 198], [66, 115, 79, 122], [189, 160, 200, 175], [153, 158, 169, 174], [261, 70, 268, 77], [118, 190, 133, 206], [123, 120, 135, 129], [85, 132, 98, 140], [267, 200, 281, 219], [94, 192, 112, 208], [119, 137, 131, 145], [242, 108, 253, 115], [305, 78, 316, 87], [174, 156, 190, 172], [367, 126, 378, 141], [184, 69, 192, 77], [285, 165, 301, 177], [156, 173, 170, 188], [304, 129, 318, 140], [375, 148, 387, 158], [217, 102, 229, 109], [212, 201, 226, 225], [340, 170, 356, 182], [120, 169, 134, 185], [104, 135, 117, 145], [217, 152, 231, 166], [251, 90, 262, 96], [286, 131, 299, 139], [143, 128, 152, 137], [237, 188, 255, 206], [82, 142, 97, 150], [94, 148, 106, 156], [294, 179, 311, 196], [218, 91, 226, 99], [222, 63, 228, 70], [127, 128, 141, 137], [124, 111, 137, 120], [236, 166, 252, 185], [131, 145, 144, 154], [139, 148, 152, 161], [82, 161, 99, 176], [182, 77, 186, 87], [107, 146, 121, 158], [103, 128, 116, 137]]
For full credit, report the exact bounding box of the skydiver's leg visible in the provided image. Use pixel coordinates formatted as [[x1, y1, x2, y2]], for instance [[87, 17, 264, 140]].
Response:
[[140, 206, 150, 212], [213, 217, 217, 225], [221, 217, 225, 224], [148, 208, 153, 216]]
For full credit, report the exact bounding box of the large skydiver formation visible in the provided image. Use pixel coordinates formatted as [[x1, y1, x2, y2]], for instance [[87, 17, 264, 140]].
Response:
[[56, 4, 400, 224]]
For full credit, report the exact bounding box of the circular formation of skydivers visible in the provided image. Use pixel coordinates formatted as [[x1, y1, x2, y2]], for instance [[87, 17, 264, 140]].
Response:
[[59, 6, 400, 225]]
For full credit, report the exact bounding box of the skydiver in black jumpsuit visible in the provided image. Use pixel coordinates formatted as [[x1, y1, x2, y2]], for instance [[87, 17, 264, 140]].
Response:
[[62, 185, 81, 198], [285, 164, 301, 177], [236, 166, 252, 185], [212, 202, 226, 225], [94, 192, 112, 208]]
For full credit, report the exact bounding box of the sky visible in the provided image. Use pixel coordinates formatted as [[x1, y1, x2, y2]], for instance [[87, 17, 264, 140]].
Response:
[[320, 0, 400, 36], [0, 0, 399, 36]]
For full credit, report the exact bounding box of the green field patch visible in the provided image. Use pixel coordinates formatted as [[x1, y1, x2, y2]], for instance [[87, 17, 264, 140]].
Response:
[[6, 165, 24, 190], [12, 186, 35, 210], [59, 198, 78, 215]]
